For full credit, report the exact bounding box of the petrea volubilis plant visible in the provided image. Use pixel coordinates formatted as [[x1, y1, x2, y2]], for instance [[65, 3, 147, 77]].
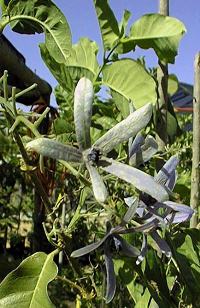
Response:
[[26, 77, 169, 203]]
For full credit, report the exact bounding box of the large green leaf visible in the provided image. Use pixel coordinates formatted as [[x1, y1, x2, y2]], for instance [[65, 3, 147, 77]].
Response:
[[64, 37, 99, 81], [102, 59, 156, 109], [93, 0, 120, 50], [129, 14, 186, 64], [111, 90, 130, 118], [40, 44, 73, 93], [0, 251, 58, 307], [2, 0, 72, 63], [74, 77, 94, 150], [40, 38, 99, 92]]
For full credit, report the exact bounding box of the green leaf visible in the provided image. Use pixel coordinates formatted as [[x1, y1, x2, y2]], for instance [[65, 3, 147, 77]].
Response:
[[94, 103, 152, 154], [168, 74, 179, 95], [53, 118, 71, 135], [0, 251, 58, 307], [167, 111, 177, 141], [144, 250, 172, 307], [100, 157, 169, 202], [130, 14, 186, 64], [111, 90, 130, 118], [40, 38, 99, 92], [74, 77, 94, 150], [168, 229, 200, 303], [5, 0, 72, 63], [102, 59, 156, 109], [0, 0, 7, 14], [40, 43, 73, 93], [65, 38, 99, 80], [119, 10, 131, 36], [93, 0, 120, 50], [26, 138, 82, 162], [94, 116, 118, 130]]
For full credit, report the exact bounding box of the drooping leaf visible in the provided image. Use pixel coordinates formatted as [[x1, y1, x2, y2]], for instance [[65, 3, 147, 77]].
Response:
[[102, 59, 157, 109], [150, 230, 172, 258], [5, 0, 72, 63], [0, 251, 58, 307], [130, 14, 186, 64], [40, 43, 73, 93], [93, 103, 152, 154], [93, 0, 120, 50], [85, 161, 108, 203], [100, 157, 169, 202], [40, 38, 99, 93], [74, 77, 94, 150], [114, 235, 140, 257], [104, 246, 116, 303], [136, 234, 148, 265], [71, 233, 111, 258], [26, 138, 82, 162]]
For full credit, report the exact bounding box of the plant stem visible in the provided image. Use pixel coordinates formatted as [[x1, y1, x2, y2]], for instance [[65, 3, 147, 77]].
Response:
[[155, 0, 169, 169], [190, 53, 200, 228]]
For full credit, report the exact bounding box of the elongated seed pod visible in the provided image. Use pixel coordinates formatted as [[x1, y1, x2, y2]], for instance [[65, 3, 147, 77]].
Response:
[[26, 138, 82, 162], [93, 103, 152, 154], [86, 162, 108, 203], [74, 77, 94, 150], [100, 157, 169, 202]]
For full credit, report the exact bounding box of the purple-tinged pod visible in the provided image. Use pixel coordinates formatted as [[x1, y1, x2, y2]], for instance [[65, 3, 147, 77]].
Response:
[[155, 155, 179, 188], [150, 230, 172, 258], [129, 135, 158, 166]]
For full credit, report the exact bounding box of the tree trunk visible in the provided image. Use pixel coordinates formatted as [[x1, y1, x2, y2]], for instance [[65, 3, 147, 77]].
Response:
[[190, 53, 200, 228]]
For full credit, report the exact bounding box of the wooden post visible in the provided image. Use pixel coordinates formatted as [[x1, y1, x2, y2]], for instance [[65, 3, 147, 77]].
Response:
[[0, 34, 52, 104], [190, 53, 200, 228], [155, 0, 169, 165]]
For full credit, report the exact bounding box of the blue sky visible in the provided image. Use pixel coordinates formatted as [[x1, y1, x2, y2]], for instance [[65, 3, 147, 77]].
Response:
[[3, 0, 200, 97]]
